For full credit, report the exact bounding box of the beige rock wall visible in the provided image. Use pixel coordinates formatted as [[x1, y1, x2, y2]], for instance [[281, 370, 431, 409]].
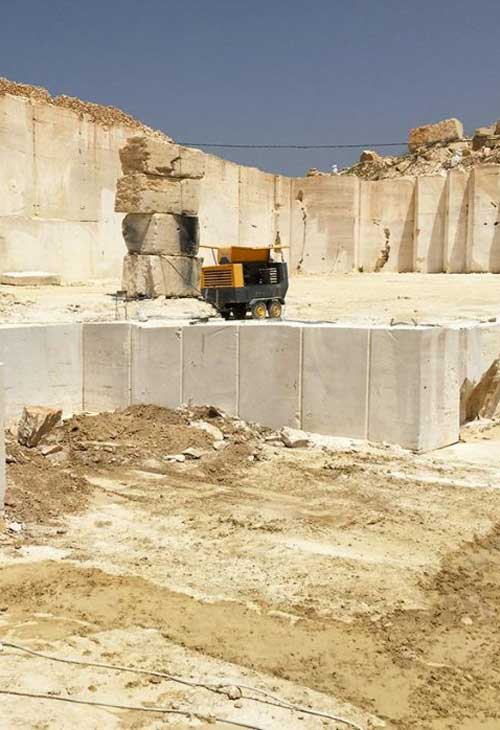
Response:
[[1, 91, 500, 279]]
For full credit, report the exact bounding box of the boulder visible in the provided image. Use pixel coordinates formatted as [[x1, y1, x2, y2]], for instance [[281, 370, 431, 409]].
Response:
[[115, 175, 201, 216], [408, 118, 463, 152], [0, 271, 61, 286], [495, 119, 500, 135], [122, 253, 201, 298], [360, 149, 383, 163], [120, 136, 205, 179], [472, 126, 496, 151], [18, 406, 62, 448], [122, 213, 199, 257], [280, 427, 311, 448]]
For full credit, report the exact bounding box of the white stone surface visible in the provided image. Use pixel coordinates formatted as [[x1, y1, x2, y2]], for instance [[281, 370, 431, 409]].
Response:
[[238, 323, 301, 429], [0, 324, 82, 423], [290, 176, 360, 273], [182, 324, 238, 414], [467, 165, 500, 272], [444, 169, 469, 273], [368, 327, 460, 451], [302, 326, 370, 438], [359, 178, 415, 272], [83, 322, 131, 411], [0, 95, 34, 217], [0, 365, 5, 510], [33, 102, 100, 222], [414, 175, 447, 273], [131, 324, 182, 408]]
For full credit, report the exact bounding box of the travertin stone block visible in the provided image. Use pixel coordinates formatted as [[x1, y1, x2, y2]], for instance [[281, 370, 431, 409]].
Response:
[[290, 176, 359, 273], [0, 95, 34, 217], [0, 324, 82, 423], [467, 165, 500, 273], [115, 174, 201, 216], [358, 178, 415, 272], [414, 175, 447, 273], [182, 324, 238, 415], [444, 169, 470, 273], [368, 327, 459, 451], [238, 323, 301, 429], [408, 118, 463, 151], [83, 322, 131, 412], [122, 254, 201, 298], [120, 136, 205, 179], [302, 326, 370, 438], [131, 324, 182, 408], [122, 213, 199, 256], [0, 366, 6, 510]]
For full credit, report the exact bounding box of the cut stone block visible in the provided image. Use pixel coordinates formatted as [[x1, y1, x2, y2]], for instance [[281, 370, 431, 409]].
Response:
[[238, 323, 301, 429], [0, 366, 5, 510], [358, 178, 415, 272], [0, 324, 82, 423], [83, 322, 131, 412], [467, 165, 500, 273], [18, 405, 62, 448], [414, 175, 447, 273], [408, 118, 463, 151], [119, 136, 205, 179], [131, 324, 182, 409], [122, 254, 201, 298], [368, 327, 459, 451], [182, 324, 238, 415], [302, 326, 370, 439], [115, 174, 201, 216], [0, 271, 61, 286], [122, 213, 199, 256]]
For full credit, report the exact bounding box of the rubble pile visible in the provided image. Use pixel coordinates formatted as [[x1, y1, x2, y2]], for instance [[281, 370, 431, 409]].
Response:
[[338, 116, 500, 181], [115, 137, 206, 298], [0, 77, 171, 139]]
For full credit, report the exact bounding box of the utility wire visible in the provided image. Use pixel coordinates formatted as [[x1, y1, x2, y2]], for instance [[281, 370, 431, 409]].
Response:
[[178, 141, 408, 149], [0, 689, 267, 730], [1, 641, 366, 730]]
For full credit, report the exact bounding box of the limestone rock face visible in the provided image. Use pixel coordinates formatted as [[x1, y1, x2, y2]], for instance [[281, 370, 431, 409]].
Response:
[[115, 175, 201, 215], [122, 253, 201, 298], [120, 136, 205, 179], [122, 213, 199, 257], [408, 118, 464, 152], [18, 405, 62, 448]]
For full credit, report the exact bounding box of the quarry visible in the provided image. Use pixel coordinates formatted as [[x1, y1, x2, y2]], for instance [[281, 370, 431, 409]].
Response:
[[0, 77, 500, 730]]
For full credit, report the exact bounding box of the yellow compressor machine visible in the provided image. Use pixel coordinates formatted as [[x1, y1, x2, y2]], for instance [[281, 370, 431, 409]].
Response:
[[201, 246, 288, 320]]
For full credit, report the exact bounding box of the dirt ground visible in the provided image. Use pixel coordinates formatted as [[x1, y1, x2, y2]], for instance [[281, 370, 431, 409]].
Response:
[[1, 406, 500, 729], [0, 272, 500, 325]]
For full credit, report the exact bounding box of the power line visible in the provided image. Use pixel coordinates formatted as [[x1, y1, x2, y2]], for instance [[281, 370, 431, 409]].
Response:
[[177, 141, 408, 150]]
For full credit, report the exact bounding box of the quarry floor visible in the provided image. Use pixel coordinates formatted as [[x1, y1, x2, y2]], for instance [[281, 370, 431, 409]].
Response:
[[0, 406, 499, 729], [0, 272, 500, 324]]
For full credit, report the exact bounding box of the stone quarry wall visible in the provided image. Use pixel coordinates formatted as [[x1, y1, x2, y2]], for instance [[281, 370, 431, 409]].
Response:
[[1, 91, 500, 280], [0, 93, 292, 282], [0, 319, 463, 453]]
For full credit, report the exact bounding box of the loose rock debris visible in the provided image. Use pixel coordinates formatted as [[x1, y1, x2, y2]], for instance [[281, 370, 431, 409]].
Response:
[[2, 404, 500, 729]]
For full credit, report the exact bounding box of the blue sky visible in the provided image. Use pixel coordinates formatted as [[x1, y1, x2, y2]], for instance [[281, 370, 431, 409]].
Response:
[[2, 0, 499, 175]]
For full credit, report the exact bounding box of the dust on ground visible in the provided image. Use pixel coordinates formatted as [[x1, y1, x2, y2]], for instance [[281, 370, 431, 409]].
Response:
[[1, 406, 500, 729], [1, 272, 500, 326]]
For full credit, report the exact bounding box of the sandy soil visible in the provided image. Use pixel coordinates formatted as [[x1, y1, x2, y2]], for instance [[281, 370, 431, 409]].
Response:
[[1, 406, 500, 729], [0, 272, 499, 325]]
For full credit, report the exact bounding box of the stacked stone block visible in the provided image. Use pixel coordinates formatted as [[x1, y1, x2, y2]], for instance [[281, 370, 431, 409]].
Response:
[[115, 136, 205, 298]]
